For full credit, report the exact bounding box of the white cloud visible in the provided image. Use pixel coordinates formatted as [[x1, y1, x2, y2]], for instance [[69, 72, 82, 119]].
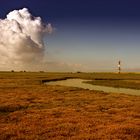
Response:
[[0, 8, 53, 71]]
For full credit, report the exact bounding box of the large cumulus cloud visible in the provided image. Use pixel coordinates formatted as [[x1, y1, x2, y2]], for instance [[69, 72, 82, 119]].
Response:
[[0, 8, 52, 71]]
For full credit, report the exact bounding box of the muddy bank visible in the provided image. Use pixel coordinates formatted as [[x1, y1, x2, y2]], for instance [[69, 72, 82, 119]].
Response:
[[41, 77, 75, 83]]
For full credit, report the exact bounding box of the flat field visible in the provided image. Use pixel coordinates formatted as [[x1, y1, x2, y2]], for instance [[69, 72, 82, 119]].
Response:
[[0, 72, 140, 140]]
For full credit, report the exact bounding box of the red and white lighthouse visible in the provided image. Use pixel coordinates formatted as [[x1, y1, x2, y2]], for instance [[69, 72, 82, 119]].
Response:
[[118, 60, 121, 74]]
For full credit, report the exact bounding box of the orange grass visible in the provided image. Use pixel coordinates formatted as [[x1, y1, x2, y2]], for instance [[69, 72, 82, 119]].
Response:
[[0, 72, 140, 139]]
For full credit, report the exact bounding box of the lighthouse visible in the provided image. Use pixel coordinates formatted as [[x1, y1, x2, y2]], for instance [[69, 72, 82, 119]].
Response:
[[118, 60, 121, 74]]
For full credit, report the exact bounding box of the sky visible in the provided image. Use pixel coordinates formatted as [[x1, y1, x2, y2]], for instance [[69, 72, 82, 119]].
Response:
[[0, 0, 140, 72]]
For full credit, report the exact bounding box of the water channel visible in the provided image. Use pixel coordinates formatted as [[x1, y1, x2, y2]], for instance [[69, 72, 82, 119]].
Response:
[[46, 79, 140, 96]]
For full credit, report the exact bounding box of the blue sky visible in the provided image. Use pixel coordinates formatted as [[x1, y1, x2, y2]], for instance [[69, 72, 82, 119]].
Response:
[[45, 20, 140, 71], [0, 0, 140, 71]]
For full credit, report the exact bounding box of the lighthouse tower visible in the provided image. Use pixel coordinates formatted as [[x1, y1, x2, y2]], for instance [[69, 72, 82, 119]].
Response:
[[118, 60, 121, 74]]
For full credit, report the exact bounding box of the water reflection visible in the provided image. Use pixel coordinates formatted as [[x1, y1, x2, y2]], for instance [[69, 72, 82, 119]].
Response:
[[46, 79, 140, 96]]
